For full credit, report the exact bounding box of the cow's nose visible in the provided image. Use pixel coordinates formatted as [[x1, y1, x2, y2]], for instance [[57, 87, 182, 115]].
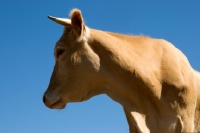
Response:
[[43, 95, 46, 104], [42, 93, 62, 108]]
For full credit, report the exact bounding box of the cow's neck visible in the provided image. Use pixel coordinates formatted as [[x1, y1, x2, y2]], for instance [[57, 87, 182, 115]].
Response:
[[89, 28, 156, 108], [89, 29, 142, 107], [89, 29, 152, 132]]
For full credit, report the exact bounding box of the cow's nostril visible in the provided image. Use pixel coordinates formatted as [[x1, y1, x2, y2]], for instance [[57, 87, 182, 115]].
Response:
[[43, 95, 46, 103]]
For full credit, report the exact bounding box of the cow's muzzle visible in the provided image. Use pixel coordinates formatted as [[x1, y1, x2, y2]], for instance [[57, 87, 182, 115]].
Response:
[[43, 92, 65, 109]]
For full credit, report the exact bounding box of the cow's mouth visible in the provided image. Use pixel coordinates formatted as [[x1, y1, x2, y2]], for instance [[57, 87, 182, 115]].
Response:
[[50, 99, 66, 109]]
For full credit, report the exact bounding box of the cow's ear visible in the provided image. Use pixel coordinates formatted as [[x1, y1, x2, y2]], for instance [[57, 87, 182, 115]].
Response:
[[70, 9, 84, 36]]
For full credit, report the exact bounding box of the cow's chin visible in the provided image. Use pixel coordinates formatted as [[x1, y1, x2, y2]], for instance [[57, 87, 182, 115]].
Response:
[[49, 101, 67, 110]]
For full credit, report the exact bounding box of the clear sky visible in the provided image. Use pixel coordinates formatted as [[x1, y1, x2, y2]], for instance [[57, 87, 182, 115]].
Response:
[[1, 1, 200, 133]]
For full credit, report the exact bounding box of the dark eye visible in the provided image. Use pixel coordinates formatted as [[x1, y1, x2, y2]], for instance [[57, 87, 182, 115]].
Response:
[[55, 48, 66, 60]]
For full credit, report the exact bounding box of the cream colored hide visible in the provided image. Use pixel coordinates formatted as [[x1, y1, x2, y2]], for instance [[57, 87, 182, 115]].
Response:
[[43, 9, 200, 133]]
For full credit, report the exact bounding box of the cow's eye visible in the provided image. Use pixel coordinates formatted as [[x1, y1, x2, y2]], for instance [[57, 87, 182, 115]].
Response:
[[55, 48, 66, 60]]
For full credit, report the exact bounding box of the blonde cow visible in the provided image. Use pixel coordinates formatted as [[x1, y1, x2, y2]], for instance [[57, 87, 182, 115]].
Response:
[[43, 9, 200, 133]]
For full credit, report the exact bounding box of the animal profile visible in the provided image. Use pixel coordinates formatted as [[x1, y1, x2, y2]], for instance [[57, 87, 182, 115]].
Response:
[[43, 9, 200, 133]]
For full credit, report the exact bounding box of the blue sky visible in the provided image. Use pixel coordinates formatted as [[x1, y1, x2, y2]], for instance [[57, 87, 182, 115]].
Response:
[[1, 1, 200, 133]]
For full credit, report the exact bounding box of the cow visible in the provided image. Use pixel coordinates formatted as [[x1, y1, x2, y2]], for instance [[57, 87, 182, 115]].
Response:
[[43, 8, 200, 133]]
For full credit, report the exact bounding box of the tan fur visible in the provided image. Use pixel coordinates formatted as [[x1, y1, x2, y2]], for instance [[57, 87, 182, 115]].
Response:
[[43, 9, 200, 133]]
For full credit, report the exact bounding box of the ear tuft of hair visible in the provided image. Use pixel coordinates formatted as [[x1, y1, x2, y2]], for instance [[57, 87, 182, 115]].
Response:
[[70, 9, 84, 36]]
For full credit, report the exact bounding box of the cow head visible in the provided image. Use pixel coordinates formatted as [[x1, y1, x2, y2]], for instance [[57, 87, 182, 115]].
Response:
[[43, 9, 100, 109]]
